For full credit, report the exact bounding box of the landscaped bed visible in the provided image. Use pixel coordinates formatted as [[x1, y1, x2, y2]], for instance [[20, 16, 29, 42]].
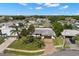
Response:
[[0, 36, 4, 44], [53, 37, 63, 45], [53, 37, 69, 48], [8, 36, 44, 50], [4, 50, 44, 56]]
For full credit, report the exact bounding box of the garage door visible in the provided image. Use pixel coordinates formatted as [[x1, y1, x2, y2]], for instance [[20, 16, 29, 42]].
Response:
[[44, 36, 51, 39]]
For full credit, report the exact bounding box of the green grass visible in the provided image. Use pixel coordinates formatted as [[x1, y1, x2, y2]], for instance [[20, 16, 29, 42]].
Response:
[[4, 50, 43, 56], [76, 40, 79, 45], [53, 37, 63, 45], [9, 37, 43, 50], [0, 36, 4, 44]]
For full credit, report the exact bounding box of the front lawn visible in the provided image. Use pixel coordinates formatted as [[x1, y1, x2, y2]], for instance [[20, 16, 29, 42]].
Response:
[[0, 36, 4, 44], [9, 36, 44, 50], [4, 50, 43, 56]]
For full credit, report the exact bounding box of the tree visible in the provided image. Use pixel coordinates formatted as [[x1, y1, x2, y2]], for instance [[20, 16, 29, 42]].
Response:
[[13, 16, 25, 20], [34, 38, 45, 48], [0, 30, 2, 37], [53, 22, 63, 37], [18, 23, 24, 27], [20, 28, 29, 36], [10, 23, 21, 39], [63, 24, 73, 29], [28, 24, 35, 34], [75, 35, 79, 41], [23, 35, 34, 44], [23, 36, 44, 48], [48, 16, 57, 23]]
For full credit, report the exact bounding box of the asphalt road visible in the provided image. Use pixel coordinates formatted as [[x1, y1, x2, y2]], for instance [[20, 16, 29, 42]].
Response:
[[48, 50, 79, 56], [0, 53, 15, 56]]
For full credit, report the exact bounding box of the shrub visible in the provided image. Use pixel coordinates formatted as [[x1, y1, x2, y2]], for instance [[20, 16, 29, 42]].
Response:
[[75, 35, 79, 41]]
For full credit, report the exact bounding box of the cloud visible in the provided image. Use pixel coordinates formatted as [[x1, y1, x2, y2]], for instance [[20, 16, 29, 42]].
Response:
[[16, 13, 21, 15], [36, 3, 43, 5], [60, 5, 69, 9], [35, 7, 43, 10], [75, 13, 79, 15], [19, 3, 27, 6], [44, 3, 60, 7]]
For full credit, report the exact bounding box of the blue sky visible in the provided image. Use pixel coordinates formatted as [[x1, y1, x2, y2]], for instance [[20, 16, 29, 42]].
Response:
[[0, 3, 79, 15]]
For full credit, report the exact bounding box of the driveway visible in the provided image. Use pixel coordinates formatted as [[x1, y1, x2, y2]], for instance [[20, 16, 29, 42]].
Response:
[[0, 37, 16, 53], [43, 38, 57, 55]]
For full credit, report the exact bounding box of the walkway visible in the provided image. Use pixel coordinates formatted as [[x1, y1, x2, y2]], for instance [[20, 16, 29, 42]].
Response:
[[0, 37, 16, 53], [43, 38, 57, 55], [6, 48, 44, 53]]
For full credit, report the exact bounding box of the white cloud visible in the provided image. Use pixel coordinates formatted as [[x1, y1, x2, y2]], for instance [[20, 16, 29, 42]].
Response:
[[36, 3, 43, 5], [75, 13, 79, 15], [19, 3, 27, 6], [35, 7, 43, 10], [60, 5, 69, 9], [44, 3, 60, 7], [16, 13, 21, 15]]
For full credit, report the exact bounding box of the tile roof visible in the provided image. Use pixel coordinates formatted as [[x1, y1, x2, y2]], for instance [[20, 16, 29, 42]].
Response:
[[32, 28, 55, 36], [61, 29, 79, 36]]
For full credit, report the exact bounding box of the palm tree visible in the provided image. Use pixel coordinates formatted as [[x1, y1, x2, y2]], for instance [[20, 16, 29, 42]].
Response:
[[10, 23, 21, 39], [0, 30, 2, 37]]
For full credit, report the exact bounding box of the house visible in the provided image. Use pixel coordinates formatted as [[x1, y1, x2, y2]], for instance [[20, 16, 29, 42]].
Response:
[[36, 18, 51, 28], [0, 24, 17, 37], [65, 17, 76, 24], [73, 20, 79, 29], [32, 28, 56, 39], [0, 21, 20, 37], [61, 29, 79, 44]]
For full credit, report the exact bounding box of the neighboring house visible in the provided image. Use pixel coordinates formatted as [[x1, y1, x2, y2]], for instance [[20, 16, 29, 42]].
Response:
[[0, 16, 5, 20], [0, 24, 17, 37], [73, 21, 79, 29], [65, 17, 76, 24], [58, 17, 76, 26], [61, 29, 79, 44], [62, 29, 79, 37], [36, 18, 51, 28], [32, 28, 56, 39], [0, 22, 19, 37]]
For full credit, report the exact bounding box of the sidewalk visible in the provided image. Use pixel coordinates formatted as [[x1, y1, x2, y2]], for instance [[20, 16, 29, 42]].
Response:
[[0, 37, 16, 53], [6, 48, 44, 53]]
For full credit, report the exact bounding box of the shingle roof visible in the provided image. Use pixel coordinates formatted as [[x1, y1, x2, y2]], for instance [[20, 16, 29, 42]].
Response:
[[61, 29, 79, 36], [32, 28, 55, 36]]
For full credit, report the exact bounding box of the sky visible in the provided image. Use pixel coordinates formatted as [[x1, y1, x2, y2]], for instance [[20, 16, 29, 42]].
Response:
[[0, 3, 79, 15]]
